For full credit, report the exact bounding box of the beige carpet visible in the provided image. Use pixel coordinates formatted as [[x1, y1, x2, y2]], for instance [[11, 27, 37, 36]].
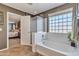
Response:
[[0, 45, 41, 56]]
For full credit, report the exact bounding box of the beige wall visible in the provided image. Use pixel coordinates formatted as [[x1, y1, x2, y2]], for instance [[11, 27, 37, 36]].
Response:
[[0, 4, 25, 50]]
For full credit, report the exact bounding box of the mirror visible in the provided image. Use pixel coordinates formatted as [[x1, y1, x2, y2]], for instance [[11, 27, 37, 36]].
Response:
[[0, 11, 4, 24]]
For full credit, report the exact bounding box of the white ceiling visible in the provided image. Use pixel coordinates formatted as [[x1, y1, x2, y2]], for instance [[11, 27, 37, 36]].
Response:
[[3, 3, 65, 15]]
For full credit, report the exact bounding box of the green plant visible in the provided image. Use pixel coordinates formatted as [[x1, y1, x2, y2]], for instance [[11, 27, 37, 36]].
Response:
[[68, 32, 77, 42]]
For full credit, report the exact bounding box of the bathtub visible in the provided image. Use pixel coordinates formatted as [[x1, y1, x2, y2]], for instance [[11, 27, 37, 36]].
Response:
[[35, 33, 79, 56], [36, 40, 79, 56]]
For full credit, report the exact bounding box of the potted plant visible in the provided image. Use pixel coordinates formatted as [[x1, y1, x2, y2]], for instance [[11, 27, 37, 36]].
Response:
[[68, 32, 77, 47]]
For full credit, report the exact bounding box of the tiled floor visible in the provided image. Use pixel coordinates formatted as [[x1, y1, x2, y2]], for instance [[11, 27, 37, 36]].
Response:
[[0, 38, 41, 56]]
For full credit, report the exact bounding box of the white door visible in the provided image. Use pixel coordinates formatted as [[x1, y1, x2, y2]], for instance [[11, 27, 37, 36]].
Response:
[[21, 16, 31, 45]]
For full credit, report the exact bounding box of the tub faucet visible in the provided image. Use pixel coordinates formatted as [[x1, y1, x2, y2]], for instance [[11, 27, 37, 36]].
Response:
[[42, 34, 46, 40]]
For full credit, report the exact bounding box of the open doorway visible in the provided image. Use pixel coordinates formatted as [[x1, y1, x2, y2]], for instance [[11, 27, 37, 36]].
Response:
[[7, 12, 21, 48]]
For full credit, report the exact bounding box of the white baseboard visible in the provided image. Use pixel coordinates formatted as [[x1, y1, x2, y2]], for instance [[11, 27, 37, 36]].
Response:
[[0, 48, 8, 51]]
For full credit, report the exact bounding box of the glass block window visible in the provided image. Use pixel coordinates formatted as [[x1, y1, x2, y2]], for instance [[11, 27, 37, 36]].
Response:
[[77, 3, 79, 17], [48, 12, 72, 33]]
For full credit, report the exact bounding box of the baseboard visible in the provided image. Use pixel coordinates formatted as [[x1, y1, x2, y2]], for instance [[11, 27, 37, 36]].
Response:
[[0, 48, 8, 51]]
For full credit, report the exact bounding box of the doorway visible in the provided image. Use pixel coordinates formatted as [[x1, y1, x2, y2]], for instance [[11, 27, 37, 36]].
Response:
[[7, 12, 21, 48]]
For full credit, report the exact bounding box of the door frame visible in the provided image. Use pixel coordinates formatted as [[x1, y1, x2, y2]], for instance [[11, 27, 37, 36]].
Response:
[[7, 12, 21, 49]]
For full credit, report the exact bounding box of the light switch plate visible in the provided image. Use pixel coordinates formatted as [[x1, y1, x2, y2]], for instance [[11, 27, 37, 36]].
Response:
[[0, 28, 2, 31]]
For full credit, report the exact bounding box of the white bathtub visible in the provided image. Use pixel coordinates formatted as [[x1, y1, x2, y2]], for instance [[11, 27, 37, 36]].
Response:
[[36, 41, 79, 56], [34, 32, 79, 56]]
